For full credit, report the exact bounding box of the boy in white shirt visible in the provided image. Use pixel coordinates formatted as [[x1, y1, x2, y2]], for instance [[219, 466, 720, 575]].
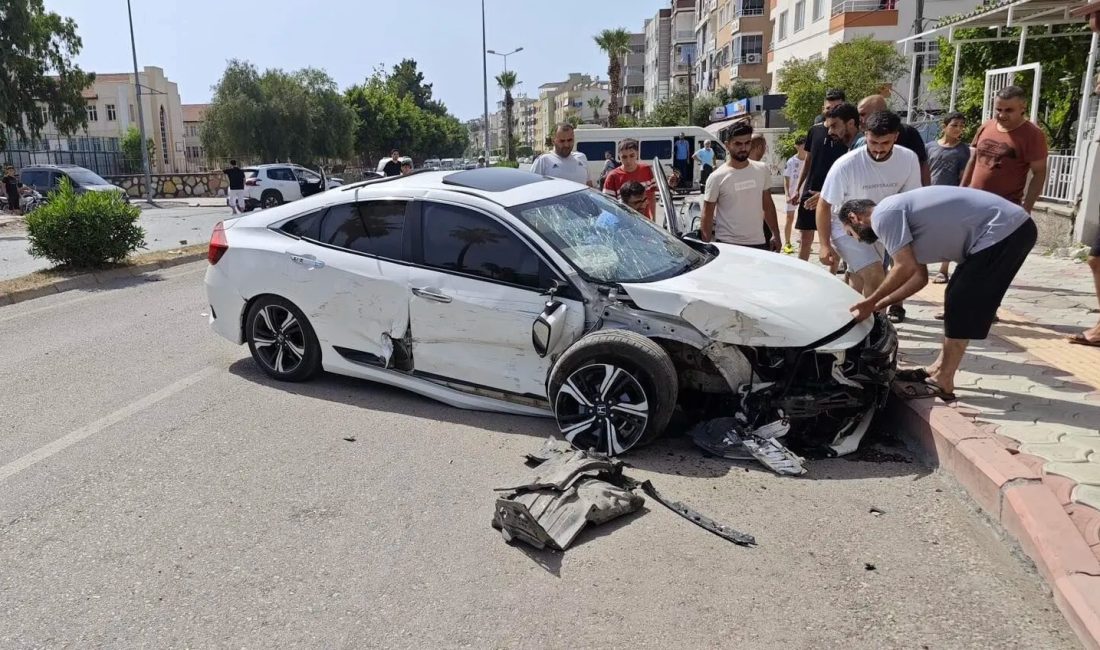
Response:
[[782, 135, 807, 255]]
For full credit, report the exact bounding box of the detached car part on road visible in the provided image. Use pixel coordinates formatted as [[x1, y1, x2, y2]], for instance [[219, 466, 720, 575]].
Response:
[[204, 165, 898, 471]]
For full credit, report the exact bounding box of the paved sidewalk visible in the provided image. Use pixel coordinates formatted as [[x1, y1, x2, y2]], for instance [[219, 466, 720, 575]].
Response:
[[897, 251, 1100, 523]]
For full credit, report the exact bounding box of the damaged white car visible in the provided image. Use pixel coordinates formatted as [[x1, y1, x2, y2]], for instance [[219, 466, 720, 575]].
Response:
[[204, 164, 897, 470]]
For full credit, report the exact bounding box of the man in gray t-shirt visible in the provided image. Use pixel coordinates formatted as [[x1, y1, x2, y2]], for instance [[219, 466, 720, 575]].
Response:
[[837, 186, 1037, 403]]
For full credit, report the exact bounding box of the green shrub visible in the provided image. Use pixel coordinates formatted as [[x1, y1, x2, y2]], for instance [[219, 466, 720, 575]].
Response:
[[25, 178, 145, 268], [776, 131, 806, 161]]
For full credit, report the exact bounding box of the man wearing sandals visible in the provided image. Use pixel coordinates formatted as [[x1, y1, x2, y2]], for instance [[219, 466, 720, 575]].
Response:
[[841, 186, 1037, 402], [926, 112, 970, 285], [1070, 1, 1100, 347]]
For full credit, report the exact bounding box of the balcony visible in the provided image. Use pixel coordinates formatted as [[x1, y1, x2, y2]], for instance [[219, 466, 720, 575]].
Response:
[[830, 0, 898, 32], [674, 29, 696, 41]]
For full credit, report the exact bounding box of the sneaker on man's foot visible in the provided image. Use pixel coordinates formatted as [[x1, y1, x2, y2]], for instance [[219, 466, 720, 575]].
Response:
[[782, 243, 794, 254]]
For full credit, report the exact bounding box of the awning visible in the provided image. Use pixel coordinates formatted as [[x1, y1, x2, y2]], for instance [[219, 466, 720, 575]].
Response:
[[704, 116, 748, 139], [898, 0, 1091, 44]]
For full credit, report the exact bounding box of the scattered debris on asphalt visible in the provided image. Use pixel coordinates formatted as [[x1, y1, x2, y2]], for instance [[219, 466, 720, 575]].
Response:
[[689, 417, 806, 476], [492, 437, 755, 551], [869, 506, 886, 516], [864, 562, 877, 571], [342, 436, 356, 442]]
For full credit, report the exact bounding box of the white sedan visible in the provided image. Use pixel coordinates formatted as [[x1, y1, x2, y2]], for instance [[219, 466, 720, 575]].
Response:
[[205, 165, 897, 460]]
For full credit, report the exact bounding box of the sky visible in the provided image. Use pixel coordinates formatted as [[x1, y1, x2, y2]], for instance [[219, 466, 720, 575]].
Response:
[[42, 0, 671, 121]]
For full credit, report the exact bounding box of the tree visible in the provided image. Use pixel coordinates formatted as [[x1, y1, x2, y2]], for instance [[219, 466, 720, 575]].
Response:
[[587, 96, 606, 125], [496, 70, 518, 162], [630, 97, 646, 117], [642, 92, 720, 128], [928, 25, 1090, 149], [0, 0, 95, 150], [201, 60, 355, 164], [120, 126, 153, 173], [777, 37, 906, 129], [594, 28, 632, 124], [718, 81, 763, 104]]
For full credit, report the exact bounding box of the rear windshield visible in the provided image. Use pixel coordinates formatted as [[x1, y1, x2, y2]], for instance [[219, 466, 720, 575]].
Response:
[[243, 168, 259, 178]]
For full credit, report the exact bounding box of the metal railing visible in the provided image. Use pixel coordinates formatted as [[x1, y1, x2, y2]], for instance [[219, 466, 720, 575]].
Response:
[[1041, 154, 1079, 204], [674, 30, 696, 40], [738, 8, 766, 16], [832, 0, 895, 15]]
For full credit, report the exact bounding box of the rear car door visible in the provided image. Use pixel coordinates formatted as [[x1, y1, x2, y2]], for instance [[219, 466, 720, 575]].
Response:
[[268, 167, 302, 202], [406, 200, 566, 399], [277, 200, 412, 365]]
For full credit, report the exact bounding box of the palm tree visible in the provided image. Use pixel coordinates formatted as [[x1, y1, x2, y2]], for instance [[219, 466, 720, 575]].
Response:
[[594, 28, 632, 125], [587, 96, 606, 125], [495, 71, 518, 162]]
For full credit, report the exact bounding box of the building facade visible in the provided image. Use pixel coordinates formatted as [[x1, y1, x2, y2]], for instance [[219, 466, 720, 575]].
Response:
[[622, 33, 647, 119], [535, 74, 610, 145], [181, 104, 208, 171], [728, 0, 771, 88], [643, 9, 672, 112], [671, 0, 698, 97]]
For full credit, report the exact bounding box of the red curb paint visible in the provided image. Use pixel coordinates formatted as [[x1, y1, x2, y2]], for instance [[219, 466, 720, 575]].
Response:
[[1068, 504, 1100, 547], [1001, 484, 1100, 586], [1043, 472, 1079, 506], [1052, 574, 1100, 650]]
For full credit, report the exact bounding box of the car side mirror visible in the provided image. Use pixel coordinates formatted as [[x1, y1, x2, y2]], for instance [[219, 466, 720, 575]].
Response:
[[532, 300, 567, 358]]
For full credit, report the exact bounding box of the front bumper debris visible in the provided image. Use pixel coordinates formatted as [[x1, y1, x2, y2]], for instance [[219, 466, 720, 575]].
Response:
[[690, 417, 806, 476], [493, 438, 755, 550]]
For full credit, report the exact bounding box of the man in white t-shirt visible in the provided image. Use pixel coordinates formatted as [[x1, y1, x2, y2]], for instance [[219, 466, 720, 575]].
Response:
[[817, 109, 921, 298], [701, 122, 781, 250], [530, 123, 592, 186]]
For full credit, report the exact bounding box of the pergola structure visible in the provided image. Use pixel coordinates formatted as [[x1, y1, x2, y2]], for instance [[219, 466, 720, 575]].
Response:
[[897, 1, 1099, 243]]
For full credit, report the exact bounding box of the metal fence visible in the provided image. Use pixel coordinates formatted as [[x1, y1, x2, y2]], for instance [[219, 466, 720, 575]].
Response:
[[832, 0, 894, 16], [1041, 154, 1079, 204]]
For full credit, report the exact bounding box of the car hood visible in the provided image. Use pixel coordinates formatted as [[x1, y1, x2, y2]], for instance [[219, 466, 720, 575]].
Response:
[[620, 243, 872, 350]]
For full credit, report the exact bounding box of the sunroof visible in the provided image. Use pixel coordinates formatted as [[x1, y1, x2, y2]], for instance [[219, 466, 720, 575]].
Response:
[[441, 168, 548, 192]]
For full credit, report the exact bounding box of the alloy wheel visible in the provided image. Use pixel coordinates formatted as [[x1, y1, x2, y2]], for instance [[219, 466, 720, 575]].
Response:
[[554, 363, 649, 455], [251, 304, 307, 375]]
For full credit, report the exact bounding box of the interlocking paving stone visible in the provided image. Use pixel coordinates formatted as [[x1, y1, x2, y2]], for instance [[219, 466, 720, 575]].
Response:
[[1047, 461, 1100, 487], [1075, 484, 1100, 511], [1022, 440, 1095, 464]]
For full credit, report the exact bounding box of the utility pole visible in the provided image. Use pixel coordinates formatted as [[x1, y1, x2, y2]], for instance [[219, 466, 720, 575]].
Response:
[[127, 0, 154, 205], [908, 0, 925, 123], [479, 0, 488, 163], [687, 51, 694, 126]]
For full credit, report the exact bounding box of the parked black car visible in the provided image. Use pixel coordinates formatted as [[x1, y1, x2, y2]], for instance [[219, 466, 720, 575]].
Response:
[[19, 164, 129, 202]]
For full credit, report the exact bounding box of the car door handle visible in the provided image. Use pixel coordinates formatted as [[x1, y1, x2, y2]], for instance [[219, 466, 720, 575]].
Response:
[[287, 253, 325, 269], [413, 287, 452, 304]]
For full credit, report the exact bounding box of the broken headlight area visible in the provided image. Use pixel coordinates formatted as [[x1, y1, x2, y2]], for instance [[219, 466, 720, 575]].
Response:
[[685, 315, 898, 470]]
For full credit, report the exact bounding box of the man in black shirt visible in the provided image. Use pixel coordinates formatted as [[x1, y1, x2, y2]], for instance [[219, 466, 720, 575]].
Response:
[[382, 150, 402, 177], [223, 160, 246, 215], [792, 89, 848, 263], [857, 95, 930, 186]]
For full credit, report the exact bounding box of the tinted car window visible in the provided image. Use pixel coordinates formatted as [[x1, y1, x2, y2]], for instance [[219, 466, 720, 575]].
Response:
[[267, 168, 295, 181], [20, 170, 49, 189], [576, 141, 616, 161], [640, 139, 673, 160], [318, 201, 407, 259], [421, 202, 542, 289], [279, 209, 326, 240]]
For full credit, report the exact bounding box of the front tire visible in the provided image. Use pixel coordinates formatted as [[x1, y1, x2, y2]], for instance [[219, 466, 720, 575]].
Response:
[[245, 296, 322, 382], [548, 330, 678, 455]]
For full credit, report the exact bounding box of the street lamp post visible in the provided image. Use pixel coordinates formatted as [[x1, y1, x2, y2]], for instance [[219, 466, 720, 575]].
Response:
[[481, 0, 490, 164], [487, 47, 523, 74], [126, 0, 154, 205], [486, 47, 523, 160]]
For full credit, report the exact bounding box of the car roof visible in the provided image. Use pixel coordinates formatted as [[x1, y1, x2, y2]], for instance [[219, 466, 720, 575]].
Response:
[[21, 164, 86, 170], [348, 168, 585, 207]]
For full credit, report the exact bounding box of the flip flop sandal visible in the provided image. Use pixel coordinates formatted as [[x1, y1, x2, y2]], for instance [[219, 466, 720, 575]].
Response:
[[932, 272, 948, 284], [896, 368, 931, 382], [887, 307, 906, 324], [1068, 333, 1100, 347], [899, 378, 957, 403]]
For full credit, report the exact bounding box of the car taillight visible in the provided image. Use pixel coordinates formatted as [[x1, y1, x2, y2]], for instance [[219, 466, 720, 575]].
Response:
[[245, 178, 258, 186], [208, 221, 229, 265]]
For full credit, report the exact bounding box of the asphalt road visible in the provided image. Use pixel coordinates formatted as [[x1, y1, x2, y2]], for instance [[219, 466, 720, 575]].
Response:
[[0, 203, 230, 281], [0, 261, 1079, 648]]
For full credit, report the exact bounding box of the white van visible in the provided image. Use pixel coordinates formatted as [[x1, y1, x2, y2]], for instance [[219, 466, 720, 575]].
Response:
[[571, 126, 729, 191]]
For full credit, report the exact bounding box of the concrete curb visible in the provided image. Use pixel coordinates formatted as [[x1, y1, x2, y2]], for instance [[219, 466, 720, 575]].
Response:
[[890, 394, 1100, 649], [0, 252, 207, 307]]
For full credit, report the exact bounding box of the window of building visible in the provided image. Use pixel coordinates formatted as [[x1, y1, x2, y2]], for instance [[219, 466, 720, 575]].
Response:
[[778, 11, 788, 40], [86, 104, 98, 122], [106, 104, 117, 121], [739, 0, 765, 16], [420, 202, 543, 290], [39, 106, 49, 124], [794, 1, 805, 31], [812, 0, 824, 21], [739, 34, 764, 61], [158, 106, 169, 166]]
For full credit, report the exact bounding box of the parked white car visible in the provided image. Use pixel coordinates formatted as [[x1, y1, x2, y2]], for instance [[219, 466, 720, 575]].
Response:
[[205, 163, 897, 462], [243, 164, 343, 210]]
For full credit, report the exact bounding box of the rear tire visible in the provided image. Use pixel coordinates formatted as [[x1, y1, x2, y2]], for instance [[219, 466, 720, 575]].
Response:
[[245, 296, 322, 382], [261, 190, 283, 209], [548, 330, 678, 455]]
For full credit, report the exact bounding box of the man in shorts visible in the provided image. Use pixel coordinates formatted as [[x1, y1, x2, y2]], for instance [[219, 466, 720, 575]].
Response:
[[223, 160, 246, 214], [603, 138, 656, 220], [840, 186, 1037, 401], [818, 109, 921, 305], [793, 89, 849, 263], [782, 136, 807, 255]]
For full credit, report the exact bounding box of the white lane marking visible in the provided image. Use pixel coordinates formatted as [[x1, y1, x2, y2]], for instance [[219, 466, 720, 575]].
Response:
[[0, 366, 218, 482], [0, 265, 205, 325]]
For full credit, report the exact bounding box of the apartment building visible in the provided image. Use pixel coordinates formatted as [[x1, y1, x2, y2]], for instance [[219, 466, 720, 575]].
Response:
[[181, 104, 208, 170], [643, 9, 672, 111], [495, 96, 538, 150], [535, 74, 609, 144], [670, 0, 697, 97], [728, 0, 771, 87], [695, 0, 719, 94], [622, 33, 647, 117], [75, 66, 187, 174], [767, 0, 961, 108]]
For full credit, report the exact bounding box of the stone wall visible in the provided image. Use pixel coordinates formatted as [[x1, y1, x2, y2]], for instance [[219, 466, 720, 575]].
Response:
[[1032, 201, 1079, 252], [105, 173, 226, 199]]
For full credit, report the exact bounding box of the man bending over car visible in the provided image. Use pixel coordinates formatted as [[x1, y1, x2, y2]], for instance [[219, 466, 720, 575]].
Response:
[[839, 186, 1036, 402]]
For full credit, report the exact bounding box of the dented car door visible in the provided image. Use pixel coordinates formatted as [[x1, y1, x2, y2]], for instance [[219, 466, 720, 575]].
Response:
[[407, 200, 576, 399], [286, 200, 412, 364]]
